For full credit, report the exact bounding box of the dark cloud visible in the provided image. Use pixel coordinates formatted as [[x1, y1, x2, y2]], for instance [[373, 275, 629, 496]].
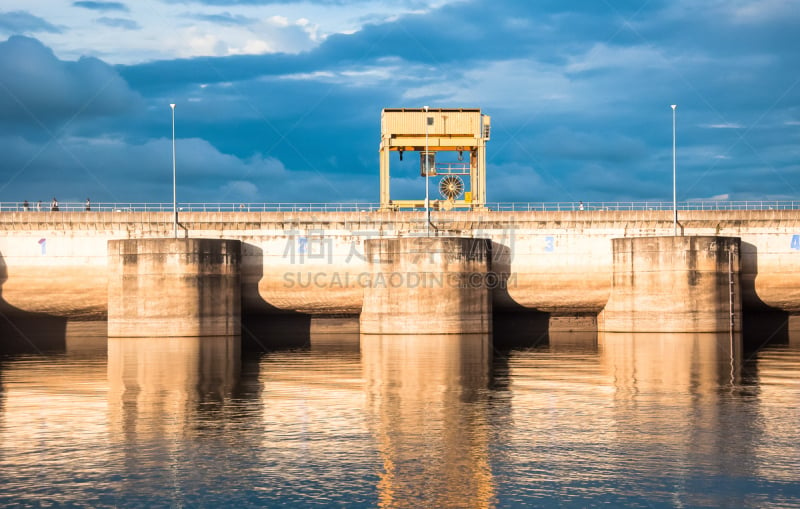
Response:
[[72, 1, 129, 12], [3, 0, 800, 205], [0, 134, 374, 204], [115, 1, 671, 92], [0, 36, 143, 129], [535, 127, 647, 164], [0, 11, 62, 34], [96, 17, 140, 30]]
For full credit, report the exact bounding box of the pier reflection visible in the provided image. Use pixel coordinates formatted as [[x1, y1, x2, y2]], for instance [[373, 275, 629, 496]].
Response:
[[498, 331, 755, 506], [599, 331, 742, 393], [598, 332, 751, 506], [105, 336, 243, 501], [1, 325, 799, 506], [360, 334, 494, 509], [107, 336, 241, 439], [743, 341, 800, 487]]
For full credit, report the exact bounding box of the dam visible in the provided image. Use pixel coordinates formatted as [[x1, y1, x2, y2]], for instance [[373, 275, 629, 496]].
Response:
[[1, 207, 799, 341], [3, 108, 796, 342]]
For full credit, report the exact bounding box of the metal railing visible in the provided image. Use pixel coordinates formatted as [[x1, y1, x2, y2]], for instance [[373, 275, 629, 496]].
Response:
[[487, 200, 800, 211], [0, 200, 798, 213], [0, 202, 379, 213], [435, 163, 471, 175]]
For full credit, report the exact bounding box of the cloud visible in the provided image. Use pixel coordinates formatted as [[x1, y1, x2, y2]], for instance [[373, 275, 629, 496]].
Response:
[[72, 2, 129, 12], [0, 11, 62, 34], [0, 36, 143, 128], [187, 12, 258, 26], [487, 162, 558, 202], [701, 123, 744, 129], [727, 0, 798, 24], [159, 0, 436, 5], [535, 127, 648, 164], [220, 180, 259, 199], [0, 133, 373, 204], [102, 0, 800, 203], [96, 17, 140, 30], [689, 193, 730, 201], [3, 0, 800, 205]]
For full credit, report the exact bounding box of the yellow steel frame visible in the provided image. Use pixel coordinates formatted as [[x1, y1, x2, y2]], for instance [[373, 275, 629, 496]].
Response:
[[379, 108, 490, 210]]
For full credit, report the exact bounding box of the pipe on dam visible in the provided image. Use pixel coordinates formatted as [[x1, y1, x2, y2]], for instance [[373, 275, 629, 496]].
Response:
[[359, 237, 492, 335], [107, 239, 241, 337]]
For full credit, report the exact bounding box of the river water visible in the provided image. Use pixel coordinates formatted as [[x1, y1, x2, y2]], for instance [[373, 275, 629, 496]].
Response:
[[1, 323, 799, 508]]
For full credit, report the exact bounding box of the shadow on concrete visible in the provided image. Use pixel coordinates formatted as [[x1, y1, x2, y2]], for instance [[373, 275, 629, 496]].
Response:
[[740, 241, 790, 349], [240, 243, 360, 351], [490, 240, 600, 350], [0, 251, 67, 354], [493, 312, 599, 352], [489, 240, 527, 313], [240, 242, 312, 350], [243, 315, 361, 352]]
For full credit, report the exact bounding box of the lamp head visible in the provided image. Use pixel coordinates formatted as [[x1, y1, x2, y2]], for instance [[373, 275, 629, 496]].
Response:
[[671, 104, 676, 110], [170, 103, 176, 109]]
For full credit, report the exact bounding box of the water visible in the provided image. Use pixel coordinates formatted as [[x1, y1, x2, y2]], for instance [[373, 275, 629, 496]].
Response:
[[1, 324, 799, 508]]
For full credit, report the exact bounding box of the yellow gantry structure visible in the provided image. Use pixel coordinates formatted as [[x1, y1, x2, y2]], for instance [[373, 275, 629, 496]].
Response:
[[379, 108, 491, 210]]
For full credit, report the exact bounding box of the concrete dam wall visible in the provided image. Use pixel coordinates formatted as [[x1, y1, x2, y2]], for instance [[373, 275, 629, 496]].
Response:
[[0, 210, 799, 328]]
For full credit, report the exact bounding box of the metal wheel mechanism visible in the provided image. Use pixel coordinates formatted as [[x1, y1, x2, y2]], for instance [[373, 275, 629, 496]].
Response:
[[439, 175, 464, 200]]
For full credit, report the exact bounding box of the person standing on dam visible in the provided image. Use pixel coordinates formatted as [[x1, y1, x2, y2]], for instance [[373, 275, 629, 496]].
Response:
[[50, 198, 58, 212], [22, 200, 29, 211], [85, 198, 91, 211]]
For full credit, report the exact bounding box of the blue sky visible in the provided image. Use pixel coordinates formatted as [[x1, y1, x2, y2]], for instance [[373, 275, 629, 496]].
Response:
[[0, 0, 798, 205]]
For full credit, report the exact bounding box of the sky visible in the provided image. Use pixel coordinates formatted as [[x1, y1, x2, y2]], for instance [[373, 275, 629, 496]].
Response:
[[0, 0, 798, 205]]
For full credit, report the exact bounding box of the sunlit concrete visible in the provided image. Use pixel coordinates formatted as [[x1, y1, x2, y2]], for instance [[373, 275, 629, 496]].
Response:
[[107, 239, 241, 337]]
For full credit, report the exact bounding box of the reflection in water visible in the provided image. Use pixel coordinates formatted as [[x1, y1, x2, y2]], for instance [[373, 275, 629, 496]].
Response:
[[494, 339, 615, 504], [746, 345, 800, 489], [106, 336, 242, 503], [548, 330, 598, 352], [107, 336, 241, 439], [0, 334, 109, 505], [598, 332, 749, 507], [494, 332, 794, 507], [1, 326, 800, 507], [361, 334, 494, 509], [600, 331, 742, 391], [253, 334, 378, 505]]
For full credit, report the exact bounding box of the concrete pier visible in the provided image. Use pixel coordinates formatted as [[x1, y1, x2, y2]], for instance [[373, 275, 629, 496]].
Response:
[[359, 237, 492, 335], [601, 236, 741, 333], [4, 211, 800, 339], [108, 239, 241, 337]]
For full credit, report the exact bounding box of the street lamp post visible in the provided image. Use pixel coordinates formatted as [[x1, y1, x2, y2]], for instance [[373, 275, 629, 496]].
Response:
[[170, 103, 177, 239], [671, 104, 677, 236], [424, 105, 430, 236]]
